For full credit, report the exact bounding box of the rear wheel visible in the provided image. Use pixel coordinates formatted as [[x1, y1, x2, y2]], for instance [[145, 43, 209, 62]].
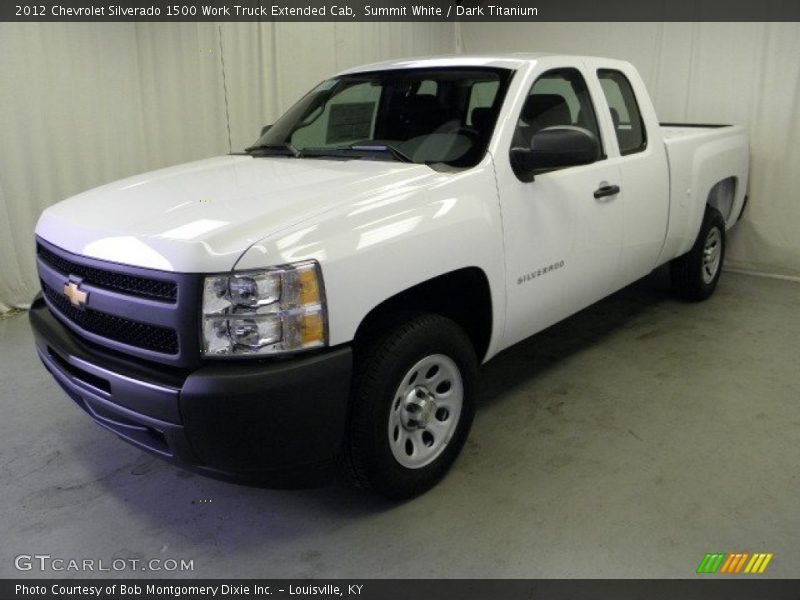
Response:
[[670, 206, 726, 301], [342, 314, 477, 500]]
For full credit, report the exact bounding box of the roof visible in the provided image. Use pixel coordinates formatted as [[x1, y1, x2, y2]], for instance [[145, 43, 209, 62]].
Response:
[[335, 53, 558, 75]]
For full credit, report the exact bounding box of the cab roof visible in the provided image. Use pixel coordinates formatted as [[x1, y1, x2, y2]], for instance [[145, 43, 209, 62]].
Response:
[[335, 53, 558, 75]]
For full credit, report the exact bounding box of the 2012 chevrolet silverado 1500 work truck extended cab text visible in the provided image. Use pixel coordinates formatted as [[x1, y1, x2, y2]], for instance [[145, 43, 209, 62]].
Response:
[[30, 55, 749, 499]]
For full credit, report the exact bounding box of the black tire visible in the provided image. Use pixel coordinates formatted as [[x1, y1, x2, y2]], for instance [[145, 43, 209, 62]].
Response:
[[341, 314, 477, 500], [670, 206, 726, 302]]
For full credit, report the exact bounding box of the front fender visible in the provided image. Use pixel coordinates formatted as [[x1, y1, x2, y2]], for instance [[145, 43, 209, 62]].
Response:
[[234, 156, 507, 361]]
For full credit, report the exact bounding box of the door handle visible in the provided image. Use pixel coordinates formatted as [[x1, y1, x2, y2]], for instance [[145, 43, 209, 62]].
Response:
[[594, 184, 620, 199]]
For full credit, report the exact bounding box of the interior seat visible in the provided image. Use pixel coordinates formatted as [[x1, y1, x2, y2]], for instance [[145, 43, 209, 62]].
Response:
[[396, 94, 450, 140], [512, 94, 572, 148]]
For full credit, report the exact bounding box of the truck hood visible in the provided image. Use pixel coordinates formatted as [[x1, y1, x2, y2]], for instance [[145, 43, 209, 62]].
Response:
[[36, 155, 436, 272]]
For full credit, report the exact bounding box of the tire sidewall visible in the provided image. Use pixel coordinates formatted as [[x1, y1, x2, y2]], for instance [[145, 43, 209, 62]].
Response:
[[693, 209, 726, 299], [357, 317, 476, 498]]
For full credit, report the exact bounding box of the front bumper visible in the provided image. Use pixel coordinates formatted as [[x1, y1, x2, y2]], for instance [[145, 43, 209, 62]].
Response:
[[29, 294, 352, 484]]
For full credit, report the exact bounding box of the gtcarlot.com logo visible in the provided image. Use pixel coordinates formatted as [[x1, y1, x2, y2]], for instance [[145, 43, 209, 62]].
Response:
[[14, 554, 194, 572], [696, 552, 773, 574]]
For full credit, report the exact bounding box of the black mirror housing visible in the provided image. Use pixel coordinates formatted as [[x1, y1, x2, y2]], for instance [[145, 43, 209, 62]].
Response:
[[530, 126, 599, 168], [511, 126, 599, 181]]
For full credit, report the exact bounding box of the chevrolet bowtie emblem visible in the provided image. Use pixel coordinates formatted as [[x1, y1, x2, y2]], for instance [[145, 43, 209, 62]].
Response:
[[63, 281, 88, 308]]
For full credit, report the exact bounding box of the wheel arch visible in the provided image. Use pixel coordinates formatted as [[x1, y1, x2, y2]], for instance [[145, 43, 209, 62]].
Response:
[[706, 176, 737, 223], [352, 267, 493, 363]]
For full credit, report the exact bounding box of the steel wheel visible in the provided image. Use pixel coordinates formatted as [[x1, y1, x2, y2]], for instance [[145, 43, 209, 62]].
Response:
[[388, 354, 463, 469], [341, 313, 476, 499], [670, 206, 726, 302], [702, 227, 722, 284]]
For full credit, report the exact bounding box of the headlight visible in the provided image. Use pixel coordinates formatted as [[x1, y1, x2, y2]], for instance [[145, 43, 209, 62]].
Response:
[[201, 261, 327, 356]]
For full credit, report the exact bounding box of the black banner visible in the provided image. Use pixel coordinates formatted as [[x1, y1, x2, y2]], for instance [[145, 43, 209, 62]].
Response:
[[4, 579, 800, 600], [3, 0, 800, 22]]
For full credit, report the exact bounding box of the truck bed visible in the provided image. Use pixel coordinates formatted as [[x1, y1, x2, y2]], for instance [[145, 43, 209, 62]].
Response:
[[657, 122, 749, 262], [660, 122, 733, 142]]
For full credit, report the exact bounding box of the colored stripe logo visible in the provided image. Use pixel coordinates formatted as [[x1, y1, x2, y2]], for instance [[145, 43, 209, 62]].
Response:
[[696, 552, 773, 574]]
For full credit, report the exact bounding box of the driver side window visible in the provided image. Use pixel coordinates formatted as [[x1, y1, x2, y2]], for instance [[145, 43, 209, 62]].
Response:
[[512, 68, 602, 158]]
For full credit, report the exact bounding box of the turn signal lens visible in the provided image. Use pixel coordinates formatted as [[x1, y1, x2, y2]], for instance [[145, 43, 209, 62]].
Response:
[[298, 269, 321, 305], [299, 312, 324, 346]]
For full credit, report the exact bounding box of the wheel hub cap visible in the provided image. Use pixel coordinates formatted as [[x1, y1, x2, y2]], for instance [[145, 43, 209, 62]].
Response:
[[402, 387, 437, 428], [387, 354, 464, 470]]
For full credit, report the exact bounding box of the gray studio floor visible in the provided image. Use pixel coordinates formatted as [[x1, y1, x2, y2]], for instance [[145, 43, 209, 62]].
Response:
[[1, 270, 798, 578]]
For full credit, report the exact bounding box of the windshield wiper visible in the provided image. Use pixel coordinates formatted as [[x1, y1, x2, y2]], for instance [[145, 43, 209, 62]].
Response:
[[244, 142, 300, 157], [301, 144, 413, 163], [350, 144, 414, 163]]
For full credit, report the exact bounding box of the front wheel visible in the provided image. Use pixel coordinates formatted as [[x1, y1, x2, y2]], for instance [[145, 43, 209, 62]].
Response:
[[670, 206, 726, 301], [341, 314, 477, 500]]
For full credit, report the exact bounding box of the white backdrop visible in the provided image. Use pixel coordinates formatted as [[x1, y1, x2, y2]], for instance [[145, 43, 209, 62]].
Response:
[[1, 22, 798, 312], [460, 22, 800, 281], [0, 22, 454, 311]]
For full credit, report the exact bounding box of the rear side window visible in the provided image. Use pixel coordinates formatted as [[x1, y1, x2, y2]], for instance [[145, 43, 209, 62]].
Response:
[[466, 80, 499, 126], [597, 69, 647, 155], [417, 80, 438, 95]]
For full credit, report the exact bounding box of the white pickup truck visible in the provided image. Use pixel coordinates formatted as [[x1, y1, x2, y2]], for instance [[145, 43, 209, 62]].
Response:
[[30, 54, 749, 499]]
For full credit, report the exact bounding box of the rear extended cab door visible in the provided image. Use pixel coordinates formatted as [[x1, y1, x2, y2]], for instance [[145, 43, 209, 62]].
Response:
[[584, 57, 671, 286], [491, 56, 624, 350]]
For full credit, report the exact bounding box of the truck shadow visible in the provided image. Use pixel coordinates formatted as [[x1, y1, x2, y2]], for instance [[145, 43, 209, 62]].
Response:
[[477, 266, 674, 406]]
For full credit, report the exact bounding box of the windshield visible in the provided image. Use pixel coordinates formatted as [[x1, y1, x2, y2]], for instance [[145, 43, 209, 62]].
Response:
[[249, 67, 513, 168]]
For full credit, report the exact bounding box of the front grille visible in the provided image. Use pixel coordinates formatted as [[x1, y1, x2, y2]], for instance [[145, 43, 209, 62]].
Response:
[[37, 243, 177, 302], [42, 281, 179, 355]]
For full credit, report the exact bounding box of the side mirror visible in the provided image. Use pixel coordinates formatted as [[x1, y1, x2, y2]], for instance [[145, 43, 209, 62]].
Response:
[[260, 124, 272, 136], [511, 126, 599, 182]]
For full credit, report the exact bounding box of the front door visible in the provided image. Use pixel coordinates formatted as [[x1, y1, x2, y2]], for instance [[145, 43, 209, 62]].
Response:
[[496, 67, 624, 349]]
